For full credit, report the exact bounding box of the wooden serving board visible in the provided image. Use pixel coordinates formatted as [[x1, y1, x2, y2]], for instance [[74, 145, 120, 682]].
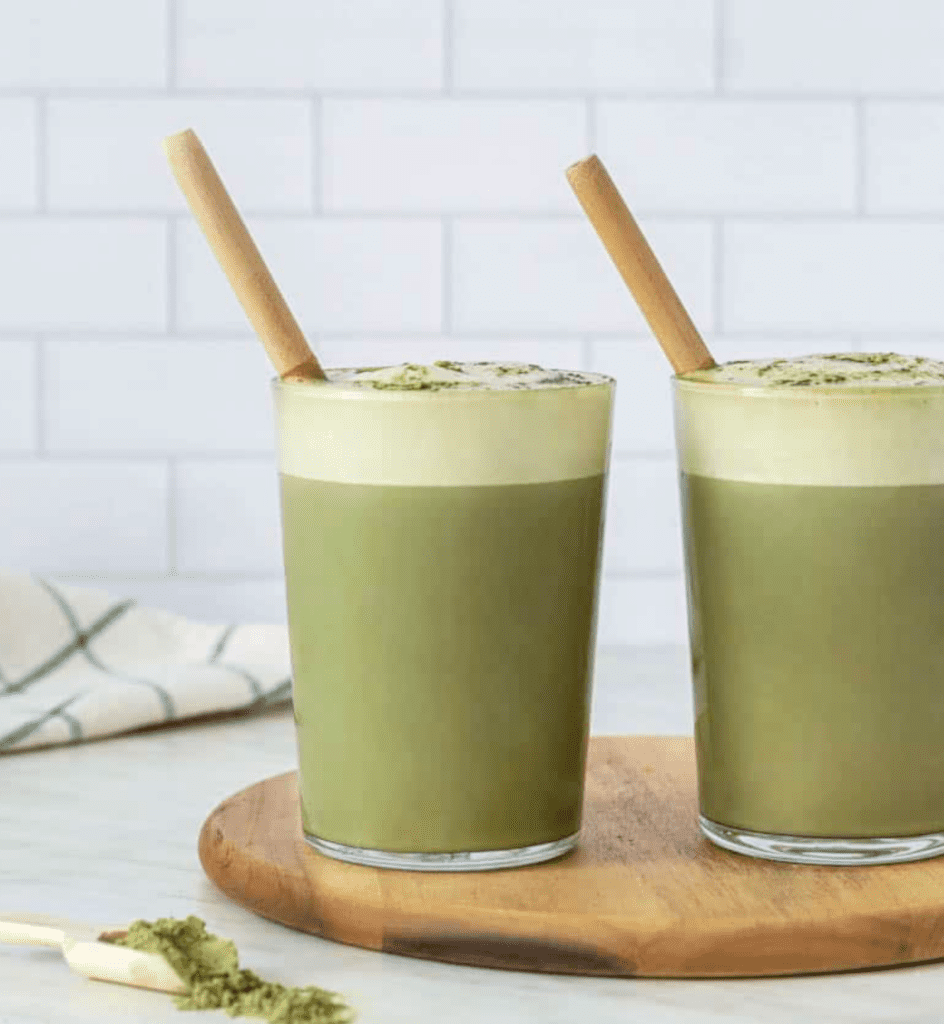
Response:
[[199, 736, 944, 978]]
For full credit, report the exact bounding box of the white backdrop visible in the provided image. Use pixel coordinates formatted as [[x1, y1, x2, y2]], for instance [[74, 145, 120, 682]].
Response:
[[2, 0, 944, 644]]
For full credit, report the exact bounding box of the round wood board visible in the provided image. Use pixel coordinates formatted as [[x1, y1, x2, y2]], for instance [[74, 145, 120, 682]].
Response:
[[198, 735, 944, 978]]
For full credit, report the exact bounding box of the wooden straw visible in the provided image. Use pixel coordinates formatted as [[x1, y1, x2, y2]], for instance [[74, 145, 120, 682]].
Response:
[[162, 129, 326, 382], [566, 155, 715, 375]]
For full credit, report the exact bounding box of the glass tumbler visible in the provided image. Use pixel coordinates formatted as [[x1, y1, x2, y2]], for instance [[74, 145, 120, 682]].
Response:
[[273, 367, 614, 870]]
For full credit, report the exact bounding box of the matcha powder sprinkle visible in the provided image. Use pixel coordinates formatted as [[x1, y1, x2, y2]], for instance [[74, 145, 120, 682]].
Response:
[[109, 916, 353, 1023]]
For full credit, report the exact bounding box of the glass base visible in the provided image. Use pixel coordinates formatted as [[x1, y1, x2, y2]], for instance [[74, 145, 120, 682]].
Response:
[[700, 815, 944, 866], [303, 832, 578, 871]]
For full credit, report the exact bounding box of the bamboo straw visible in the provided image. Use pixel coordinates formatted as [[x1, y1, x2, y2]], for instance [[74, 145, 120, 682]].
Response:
[[163, 129, 326, 382], [566, 155, 715, 375]]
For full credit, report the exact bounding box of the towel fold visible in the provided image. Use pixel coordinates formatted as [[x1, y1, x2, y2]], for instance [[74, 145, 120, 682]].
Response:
[[0, 572, 292, 753]]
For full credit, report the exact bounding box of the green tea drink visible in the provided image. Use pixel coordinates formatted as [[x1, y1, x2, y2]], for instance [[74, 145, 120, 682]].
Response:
[[273, 361, 614, 870], [674, 352, 944, 865]]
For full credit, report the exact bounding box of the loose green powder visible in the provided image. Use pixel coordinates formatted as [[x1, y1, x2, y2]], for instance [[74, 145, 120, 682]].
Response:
[[109, 916, 353, 1024]]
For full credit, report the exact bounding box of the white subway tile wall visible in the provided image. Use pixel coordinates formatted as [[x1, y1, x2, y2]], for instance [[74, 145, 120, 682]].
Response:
[[321, 100, 585, 211], [175, 460, 282, 574], [176, 219, 442, 332], [596, 101, 857, 213], [724, 0, 944, 94], [44, 340, 276, 453], [4, 0, 944, 644], [0, 221, 167, 331], [0, 341, 37, 452], [865, 103, 944, 212], [452, 220, 713, 332], [723, 223, 944, 332], [0, 1, 167, 88], [178, 0, 444, 90], [0, 101, 38, 209], [453, 0, 716, 92], [47, 100, 314, 212], [0, 463, 168, 572]]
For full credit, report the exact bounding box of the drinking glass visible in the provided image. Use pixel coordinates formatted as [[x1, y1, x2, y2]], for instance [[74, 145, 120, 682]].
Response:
[[674, 375, 944, 865], [273, 368, 614, 870]]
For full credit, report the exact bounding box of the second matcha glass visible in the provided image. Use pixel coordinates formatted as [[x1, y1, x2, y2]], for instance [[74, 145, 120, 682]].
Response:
[[674, 370, 944, 865]]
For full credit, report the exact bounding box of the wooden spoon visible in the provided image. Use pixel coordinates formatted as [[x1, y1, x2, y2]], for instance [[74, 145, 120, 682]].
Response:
[[0, 913, 187, 994]]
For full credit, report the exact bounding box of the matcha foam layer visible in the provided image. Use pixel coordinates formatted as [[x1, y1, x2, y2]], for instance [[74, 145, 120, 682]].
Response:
[[329, 361, 611, 391], [674, 351, 944, 487], [683, 351, 944, 388], [274, 361, 614, 487]]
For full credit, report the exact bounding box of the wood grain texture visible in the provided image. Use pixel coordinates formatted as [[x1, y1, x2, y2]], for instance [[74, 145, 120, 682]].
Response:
[[198, 735, 944, 978], [566, 155, 715, 375]]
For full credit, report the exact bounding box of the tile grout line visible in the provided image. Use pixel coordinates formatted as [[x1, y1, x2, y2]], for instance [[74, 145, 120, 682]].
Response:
[[7, 87, 943, 101], [167, 458, 177, 574], [581, 336, 594, 371], [712, 218, 725, 335], [311, 95, 322, 213], [585, 98, 596, 153], [165, 217, 176, 333], [13, 209, 944, 222], [855, 98, 868, 215], [441, 217, 452, 333], [166, 0, 177, 90], [34, 335, 45, 456], [713, 0, 726, 94], [35, 94, 48, 211], [6, 327, 944, 341], [442, 0, 454, 93]]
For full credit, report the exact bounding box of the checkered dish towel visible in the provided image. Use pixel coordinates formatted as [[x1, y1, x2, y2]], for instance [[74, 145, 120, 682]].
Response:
[[0, 571, 292, 754]]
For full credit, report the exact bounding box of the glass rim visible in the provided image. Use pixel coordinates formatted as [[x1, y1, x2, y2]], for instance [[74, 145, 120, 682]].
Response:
[[671, 373, 944, 398], [272, 369, 616, 401]]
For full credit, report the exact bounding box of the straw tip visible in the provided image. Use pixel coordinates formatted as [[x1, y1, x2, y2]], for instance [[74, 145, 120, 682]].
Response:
[[565, 153, 603, 182], [161, 127, 198, 154]]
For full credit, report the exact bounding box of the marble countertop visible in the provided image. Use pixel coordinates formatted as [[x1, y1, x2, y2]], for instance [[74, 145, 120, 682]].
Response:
[[4, 644, 943, 1023]]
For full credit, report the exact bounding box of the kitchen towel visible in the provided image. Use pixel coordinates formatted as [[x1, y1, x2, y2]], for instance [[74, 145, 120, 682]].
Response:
[[0, 571, 291, 753]]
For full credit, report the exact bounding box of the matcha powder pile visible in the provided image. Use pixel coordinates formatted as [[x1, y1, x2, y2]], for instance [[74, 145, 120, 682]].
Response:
[[109, 916, 353, 1024]]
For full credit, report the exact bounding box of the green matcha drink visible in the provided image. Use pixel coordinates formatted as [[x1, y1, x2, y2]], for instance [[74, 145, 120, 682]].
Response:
[[272, 361, 614, 870], [674, 352, 944, 865]]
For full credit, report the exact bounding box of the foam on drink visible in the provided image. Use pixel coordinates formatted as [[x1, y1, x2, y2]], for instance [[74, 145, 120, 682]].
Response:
[[674, 352, 944, 487], [274, 361, 614, 487]]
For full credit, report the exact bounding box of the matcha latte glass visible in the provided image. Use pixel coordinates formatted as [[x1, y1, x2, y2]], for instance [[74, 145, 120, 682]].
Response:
[[273, 361, 614, 870], [674, 353, 944, 865]]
